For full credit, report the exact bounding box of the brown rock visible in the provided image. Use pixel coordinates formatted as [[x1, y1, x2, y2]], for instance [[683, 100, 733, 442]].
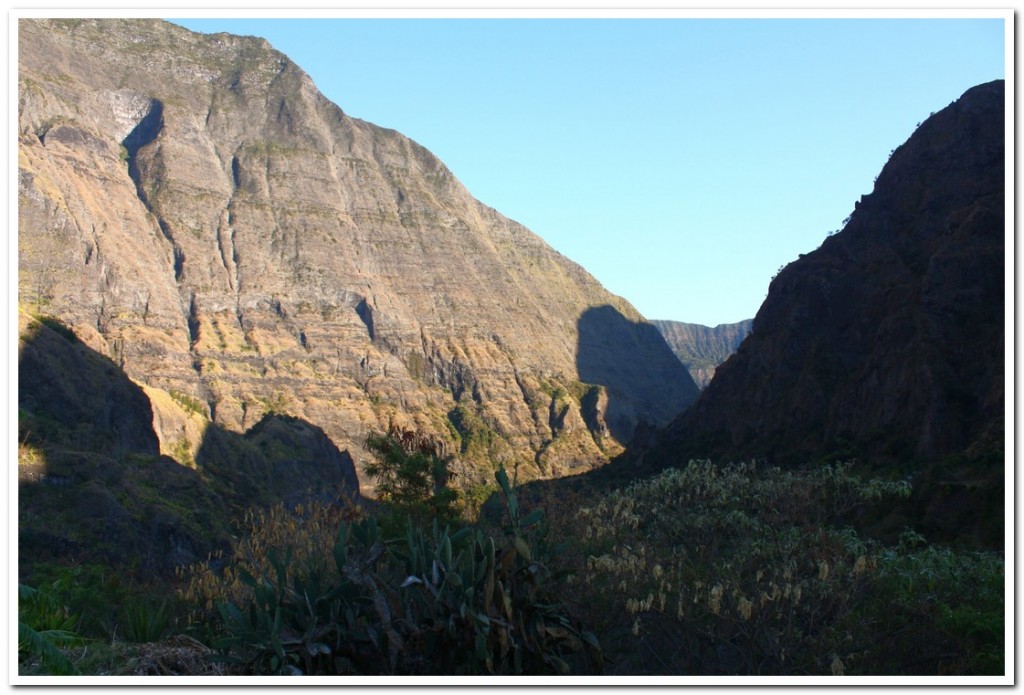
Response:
[[18, 18, 699, 493]]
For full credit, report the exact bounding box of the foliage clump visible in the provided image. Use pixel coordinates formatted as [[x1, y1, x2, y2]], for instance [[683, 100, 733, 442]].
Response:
[[364, 423, 460, 526], [192, 467, 599, 675], [168, 390, 206, 418], [179, 499, 363, 631], [567, 460, 1002, 675], [20, 444, 1002, 677], [19, 582, 83, 675]]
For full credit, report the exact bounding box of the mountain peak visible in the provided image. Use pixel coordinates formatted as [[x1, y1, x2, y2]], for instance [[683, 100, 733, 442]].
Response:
[[18, 17, 698, 494]]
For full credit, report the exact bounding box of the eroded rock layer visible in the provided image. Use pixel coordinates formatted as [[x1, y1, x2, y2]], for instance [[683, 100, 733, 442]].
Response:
[[18, 18, 698, 492], [652, 319, 753, 389]]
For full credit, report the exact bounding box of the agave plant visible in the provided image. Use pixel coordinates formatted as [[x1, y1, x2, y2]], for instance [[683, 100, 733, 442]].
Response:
[[207, 466, 601, 675]]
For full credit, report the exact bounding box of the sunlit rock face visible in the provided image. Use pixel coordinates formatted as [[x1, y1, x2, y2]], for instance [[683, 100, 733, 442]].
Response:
[[18, 18, 698, 492], [652, 319, 753, 389]]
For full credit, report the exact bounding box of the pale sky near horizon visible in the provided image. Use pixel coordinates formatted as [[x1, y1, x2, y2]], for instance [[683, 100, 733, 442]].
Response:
[[170, 14, 1006, 326]]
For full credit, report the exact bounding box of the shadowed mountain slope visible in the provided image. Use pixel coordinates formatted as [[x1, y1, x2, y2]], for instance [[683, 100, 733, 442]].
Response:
[[649, 80, 1005, 546], [18, 310, 365, 576]]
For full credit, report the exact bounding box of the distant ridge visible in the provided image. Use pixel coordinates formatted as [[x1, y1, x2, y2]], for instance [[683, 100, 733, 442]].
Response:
[[652, 319, 753, 389]]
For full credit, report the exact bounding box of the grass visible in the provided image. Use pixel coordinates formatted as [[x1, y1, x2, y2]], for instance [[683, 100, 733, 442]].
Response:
[[168, 390, 206, 418], [17, 456, 1005, 677]]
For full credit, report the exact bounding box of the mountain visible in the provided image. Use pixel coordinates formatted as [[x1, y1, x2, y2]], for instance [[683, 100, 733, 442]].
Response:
[[18, 307, 366, 574], [17, 17, 699, 501], [652, 319, 753, 389], [650, 81, 1005, 546]]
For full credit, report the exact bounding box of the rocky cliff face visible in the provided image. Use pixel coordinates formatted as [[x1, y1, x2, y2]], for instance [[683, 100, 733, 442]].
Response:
[[651, 81, 1005, 545], [18, 309, 367, 574], [17, 18, 698, 493], [652, 319, 753, 389]]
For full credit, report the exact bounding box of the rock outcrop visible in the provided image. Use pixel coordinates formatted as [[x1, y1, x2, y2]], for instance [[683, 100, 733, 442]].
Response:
[[18, 310, 227, 574], [18, 309, 365, 575], [17, 18, 699, 493], [651, 81, 1005, 546], [652, 319, 753, 389]]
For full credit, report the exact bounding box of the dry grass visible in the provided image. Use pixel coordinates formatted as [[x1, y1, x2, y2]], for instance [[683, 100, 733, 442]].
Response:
[[115, 634, 230, 676]]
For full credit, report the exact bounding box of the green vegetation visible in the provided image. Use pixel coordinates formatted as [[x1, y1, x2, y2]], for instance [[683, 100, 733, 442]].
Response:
[[168, 390, 206, 418], [18, 582, 84, 675], [537, 377, 592, 405], [18, 432, 1004, 676], [121, 601, 170, 644], [17, 563, 191, 675], [254, 392, 288, 415], [405, 351, 426, 381], [28, 313, 77, 343], [191, 467, 598, 675], [564, 461, 1003, 675], [364, 424, 459, 528], [447, 402, 508, 466], [169, 437, 194, 467]]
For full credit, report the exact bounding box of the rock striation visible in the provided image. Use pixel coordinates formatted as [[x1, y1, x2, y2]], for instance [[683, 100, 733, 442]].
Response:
[[652, 319, 753, 389], [17, 309, 364, 574], [17, 18, 699, 493], [651, 81, 1005, 545]]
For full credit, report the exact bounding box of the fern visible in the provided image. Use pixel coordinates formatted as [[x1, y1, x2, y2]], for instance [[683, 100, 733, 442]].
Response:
[[18, 623, 81, 675], [18, 584, 82, 675]]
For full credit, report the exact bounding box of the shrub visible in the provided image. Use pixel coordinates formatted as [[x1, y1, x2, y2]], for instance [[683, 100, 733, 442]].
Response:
[[168, 390, 206, 418], [120, 602, 169, 644], [203, 467, 600, 675], [447, 404, 509, 466], [842, 541, 1004, 675], [20, 563, 127, 640], [18, 583, 83, 675], [364, 424, 460, 526], [387, 466, 601, 675], [569, 460, 1002, 675], [178, 499, 363, 637]]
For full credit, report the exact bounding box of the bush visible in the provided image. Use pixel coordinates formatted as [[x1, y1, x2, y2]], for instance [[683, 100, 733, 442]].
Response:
[[364, 424, 460, 526], [178, 499, 363, 638], [18, 583, 83, 675], [20, 563, 128, 640], [387, 466, 601, 674], [569, 460, 1002, 675], [842, 541, 1004, 675], [202, 467, 600, 675], [120, 602, 169, 644]]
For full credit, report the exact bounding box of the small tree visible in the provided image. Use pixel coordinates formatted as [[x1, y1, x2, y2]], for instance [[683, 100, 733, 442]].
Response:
[[364, 424, 459, 524]]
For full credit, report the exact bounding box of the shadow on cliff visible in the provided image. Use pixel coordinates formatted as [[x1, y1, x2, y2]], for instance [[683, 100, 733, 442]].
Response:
[[196, 413, 362, 512], [575, 305, 699, 445], [479, 306, 701, 524], [17, 313, 363, 580]]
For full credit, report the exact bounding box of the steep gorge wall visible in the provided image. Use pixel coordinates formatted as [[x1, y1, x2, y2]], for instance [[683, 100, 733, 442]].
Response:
[[18, 18, 698, 492], [649, 81, 1005, 544], [652, 319, 753, 389]]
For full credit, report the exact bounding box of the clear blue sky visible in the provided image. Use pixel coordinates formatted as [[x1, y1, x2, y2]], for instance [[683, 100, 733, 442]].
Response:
[[170, 15, 1006, 326]]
